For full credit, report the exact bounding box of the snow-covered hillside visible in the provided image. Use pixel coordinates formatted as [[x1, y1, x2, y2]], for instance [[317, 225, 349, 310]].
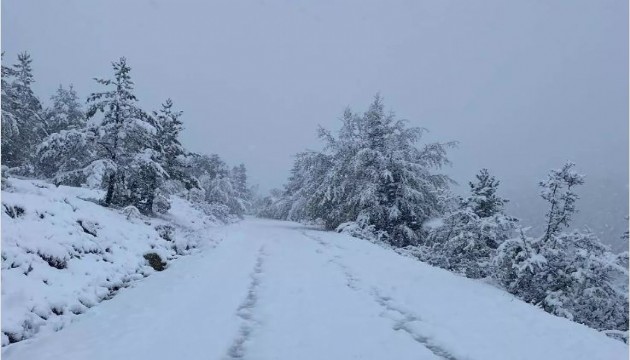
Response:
[[2, 217, 626, 360], [1, 178, 220, 346]]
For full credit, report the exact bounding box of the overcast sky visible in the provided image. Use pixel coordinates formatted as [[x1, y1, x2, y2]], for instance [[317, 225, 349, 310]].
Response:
[[2, 0, 628, 249]]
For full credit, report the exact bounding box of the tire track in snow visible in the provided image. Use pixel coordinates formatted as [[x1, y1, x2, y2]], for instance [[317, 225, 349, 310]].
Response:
[[301, 231, 362, 291], [224, 246, 266, 359], [301, 231, 460, 360], [329, 254, 361, 290], [301, 230, 330, 248], [372, 290, 459, 360]]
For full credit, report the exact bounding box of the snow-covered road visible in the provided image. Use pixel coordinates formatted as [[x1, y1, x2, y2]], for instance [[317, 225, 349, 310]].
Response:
[[3, 218, 627, 360]]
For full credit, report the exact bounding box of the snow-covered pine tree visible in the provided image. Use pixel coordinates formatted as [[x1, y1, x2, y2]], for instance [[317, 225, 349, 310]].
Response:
[[154, 99, 197, 191], [540, 162, 585, 242], [202, 174, 243, 217], [493, 228, 546, 303], [184, 153, 229, 181], [230, 164, 251, 214], [280, 151, 333, 222], [35, 85, 90, 182], [44, 85, 85, 134], [35, 129, 97, 185], [464, 169, 508, 218], [230, 164, 248, 198], [305, 95, 454, 246], [495, 162, 586, 303], [1, 52, 45, 171], [181, 152, 244, 218], [495, 228, 628, 334], [425, 169, 517, 278], [86, 57, 166, 214], [493, 162, 628, 335], [1, 53, 19, 153]]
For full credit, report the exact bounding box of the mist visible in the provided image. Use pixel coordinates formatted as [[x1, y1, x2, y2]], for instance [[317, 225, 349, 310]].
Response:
[[2, 0, 627, 250]]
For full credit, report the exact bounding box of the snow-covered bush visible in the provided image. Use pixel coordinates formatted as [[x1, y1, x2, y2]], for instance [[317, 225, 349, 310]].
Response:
[[425, 208, 516, 278], [122, 205, 142, 220], [180, 153, 251, 219], [155, 224, 175, 242], [492, 163, 628, 337], [152, 190, 171, 214], [202, 175, 244, 217], [160, 179, 188, 197], [36, 129, 96, 186], [420, 169, 517, 278], [336, 213, 388, 243], [184, 186, 235, 223], [1, 165, 10, 190], [494, 229, 628, 335]]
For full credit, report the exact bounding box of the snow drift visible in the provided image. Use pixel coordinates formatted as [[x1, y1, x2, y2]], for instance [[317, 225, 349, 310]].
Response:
[[1, 178, 218, 345]]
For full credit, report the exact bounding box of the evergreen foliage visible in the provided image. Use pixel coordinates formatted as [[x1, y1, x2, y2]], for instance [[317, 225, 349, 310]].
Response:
[[36, 129, 97, 185], [265, 95, 454, 246], [85, 57, 166, 213], [230, 164, 252, 215], [44, 85, 85, 134], [493, 163, 627, 335], [423, 169, 517, 278], [154, 99, 197, 191], [1, 54, 250, 220], [1, 52, 45, 172], [539, 162, 585, 242]]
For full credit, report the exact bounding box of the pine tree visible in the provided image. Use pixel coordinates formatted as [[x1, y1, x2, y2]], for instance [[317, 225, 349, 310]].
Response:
[[35, 128, 97, 185], [184, 153, 229, 181], [44, 85, 85, 134], [273, 151, 333, 222], [35, 85, 90, 181], [305, 95, 454, 246], [464, 169, 507, 218], [153, 99, 197, 190], [86, 57, 165, 213], [230, 164, 248, 198], [201, 173, 243, 217], [1, 52, 45, 170], [425, 169, 517, 278], [180, 152, 247, 218], [495, 228, 628, 333], [540, 162, 585, 242], [1, 53, 18, 143], [493, 163, 627, 334], [230, 163, 251, 213]]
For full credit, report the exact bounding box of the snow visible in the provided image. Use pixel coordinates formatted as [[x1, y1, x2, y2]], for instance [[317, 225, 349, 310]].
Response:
[[2, 217, 626, 360], [423, 217, 444, 230], [1, 178, 218, 345]]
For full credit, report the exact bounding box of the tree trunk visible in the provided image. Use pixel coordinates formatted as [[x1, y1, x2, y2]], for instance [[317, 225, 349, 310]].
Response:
[[104, 172, 116, 206]]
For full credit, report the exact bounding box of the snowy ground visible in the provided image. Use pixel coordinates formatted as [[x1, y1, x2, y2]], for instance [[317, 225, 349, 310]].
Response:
[[2, 217, 626, 360], [1, 178, 219, 345]]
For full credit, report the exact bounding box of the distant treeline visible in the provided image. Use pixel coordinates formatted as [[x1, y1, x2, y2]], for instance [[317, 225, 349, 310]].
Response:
[[2, 52, 251, 220]]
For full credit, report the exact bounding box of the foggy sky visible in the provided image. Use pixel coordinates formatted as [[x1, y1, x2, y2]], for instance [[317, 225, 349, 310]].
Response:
[[2, 0, 628, 249]]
